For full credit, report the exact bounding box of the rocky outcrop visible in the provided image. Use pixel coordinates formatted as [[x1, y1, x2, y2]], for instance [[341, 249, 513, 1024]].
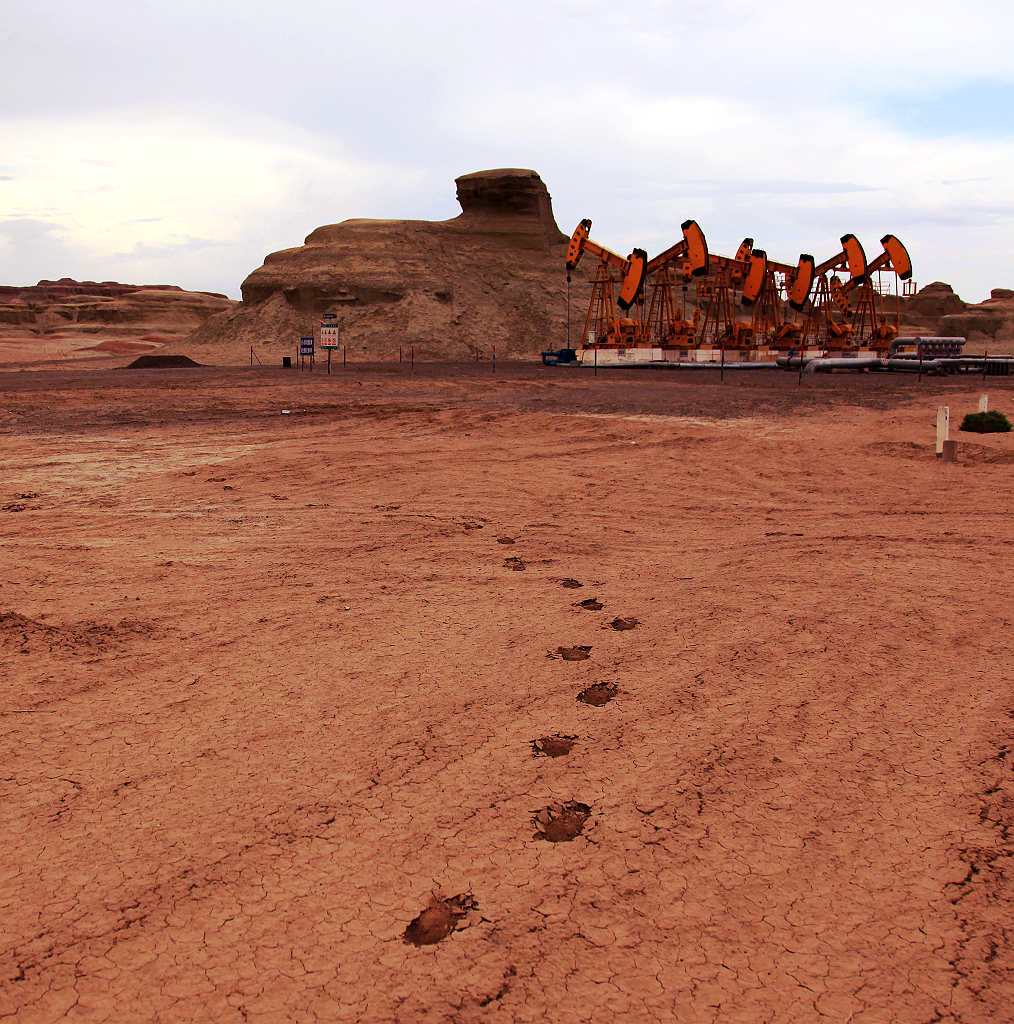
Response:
[[904, 282, 967, 321], [897, 282, 1014, 350], [939, 289, 1014, 349], [189, 169, 584, 359], [0, 280, 235, 361], [0, 279, 228, 303]]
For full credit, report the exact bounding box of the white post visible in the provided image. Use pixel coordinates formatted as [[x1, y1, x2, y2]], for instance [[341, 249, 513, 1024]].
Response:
[[936, 406, 950, 456], [979, 394, 989, 412]]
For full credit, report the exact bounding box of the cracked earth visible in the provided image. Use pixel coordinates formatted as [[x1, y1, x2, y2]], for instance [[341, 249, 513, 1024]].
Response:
[[1, 364, 1011, 1022]]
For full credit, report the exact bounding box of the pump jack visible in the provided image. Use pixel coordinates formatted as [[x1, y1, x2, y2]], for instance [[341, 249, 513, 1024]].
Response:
[[687, 239, 809, 349], [797, 235, 869, 348], [563, 207, 913, 358], [745, 251, 815, 347], [642, 220, 709, 347], [840, 235, 913, 350], [566, 220, 648, 348]]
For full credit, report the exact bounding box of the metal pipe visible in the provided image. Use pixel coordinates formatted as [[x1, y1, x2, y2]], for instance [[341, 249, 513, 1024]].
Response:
[[885, 357, 944, 374], [803, 357, 884, 373]]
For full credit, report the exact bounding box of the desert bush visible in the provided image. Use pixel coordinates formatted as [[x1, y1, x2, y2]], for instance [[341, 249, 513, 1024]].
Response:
[[960, 410, 1012, 433]]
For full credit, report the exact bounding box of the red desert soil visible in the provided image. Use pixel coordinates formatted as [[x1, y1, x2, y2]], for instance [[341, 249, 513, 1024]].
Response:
[[1, 363, 1012, 1023]]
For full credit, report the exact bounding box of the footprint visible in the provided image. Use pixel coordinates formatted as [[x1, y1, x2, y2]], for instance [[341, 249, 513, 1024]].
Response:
[[533, 801, 591, 843], [578, 682, 617, 706], [609, 617, 639, 631], [552, 645, 591, 661], [504, 557, 526, 571], [531, 735, 577, 758], [558, 578, 583, 589], [496, 536, 516, 545], [403, 893, 478, 947], [575, 598, 603, 611]]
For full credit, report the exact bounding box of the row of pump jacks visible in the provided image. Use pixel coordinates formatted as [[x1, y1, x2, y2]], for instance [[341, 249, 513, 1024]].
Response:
[[565, 218, 914, 352]]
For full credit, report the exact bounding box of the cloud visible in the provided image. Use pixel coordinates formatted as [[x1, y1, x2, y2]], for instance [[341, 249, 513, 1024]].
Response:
[[114, 237, 227, 260], [0, 218, 90, 284], [0, 110, 435, 295]]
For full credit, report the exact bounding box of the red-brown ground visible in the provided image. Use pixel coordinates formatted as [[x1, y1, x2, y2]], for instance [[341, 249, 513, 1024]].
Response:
[[1, 362, 1012, 1023]]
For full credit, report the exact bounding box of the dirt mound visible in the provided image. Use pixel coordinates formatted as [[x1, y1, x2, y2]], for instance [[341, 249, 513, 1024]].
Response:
[[124, 354, 202, 369], [187, 168, 589, 361]]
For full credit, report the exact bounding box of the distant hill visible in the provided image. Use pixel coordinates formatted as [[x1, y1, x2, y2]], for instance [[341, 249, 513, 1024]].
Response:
[[0, 279, 235, 364]]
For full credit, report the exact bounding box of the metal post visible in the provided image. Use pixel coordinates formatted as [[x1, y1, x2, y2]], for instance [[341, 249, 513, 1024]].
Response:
[[343, 345, 346, 370], [566, 274, 571, 351], [492, 345, 496, 373], [720, 346, 725, 383], [327, 348, 332, 375], [594, 347, 597, 377]]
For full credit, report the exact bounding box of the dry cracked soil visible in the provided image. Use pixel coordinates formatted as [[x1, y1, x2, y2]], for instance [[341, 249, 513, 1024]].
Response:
[[1, 361, 1012, 1022]]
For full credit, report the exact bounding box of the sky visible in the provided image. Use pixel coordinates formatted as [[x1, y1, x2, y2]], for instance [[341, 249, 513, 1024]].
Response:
[[2, 0, 1012, 303]]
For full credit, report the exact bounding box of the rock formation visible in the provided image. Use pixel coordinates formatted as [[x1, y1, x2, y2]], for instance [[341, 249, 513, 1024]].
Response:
[[0, 279, 235, 363], [903, 281, 967, 321], [188, 169, 585, 359], [901, 281, 1014, 350], [938, 289, 1014, 349]]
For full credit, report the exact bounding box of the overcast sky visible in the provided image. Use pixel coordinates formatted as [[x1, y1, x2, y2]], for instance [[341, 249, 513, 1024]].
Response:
[[2, 0, 1012, 302]]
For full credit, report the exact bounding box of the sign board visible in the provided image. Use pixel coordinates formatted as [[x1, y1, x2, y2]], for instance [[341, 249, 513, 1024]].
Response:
[[299, 336, 314, 356], [320, 313, 340, 349]]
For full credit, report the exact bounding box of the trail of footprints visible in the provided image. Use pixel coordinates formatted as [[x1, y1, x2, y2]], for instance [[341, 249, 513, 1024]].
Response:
[[403, 533, 640, 947]]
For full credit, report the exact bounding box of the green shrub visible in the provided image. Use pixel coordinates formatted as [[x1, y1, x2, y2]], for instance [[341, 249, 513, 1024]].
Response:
[[960, 410, 1012, 433]]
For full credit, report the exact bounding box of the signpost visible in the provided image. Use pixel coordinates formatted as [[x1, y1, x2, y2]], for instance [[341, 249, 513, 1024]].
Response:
[[299, 335, 314, 371], [319, 313, 341, 375], [936, 405, 950, 457]]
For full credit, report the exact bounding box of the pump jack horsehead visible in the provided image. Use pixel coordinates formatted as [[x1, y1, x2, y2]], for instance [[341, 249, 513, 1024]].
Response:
[[566, 219, 649, 348]]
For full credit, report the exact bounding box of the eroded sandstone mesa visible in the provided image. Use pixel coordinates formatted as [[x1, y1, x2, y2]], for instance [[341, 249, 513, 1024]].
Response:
[[0, 279, 234, 360], [188, 168, 581, 359], [902, 281, 1014, 349]]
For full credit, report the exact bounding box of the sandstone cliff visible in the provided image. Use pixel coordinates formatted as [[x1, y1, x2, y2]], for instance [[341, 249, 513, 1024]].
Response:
[[188, 169, 586, 360], [0, 279, 235, 364]]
